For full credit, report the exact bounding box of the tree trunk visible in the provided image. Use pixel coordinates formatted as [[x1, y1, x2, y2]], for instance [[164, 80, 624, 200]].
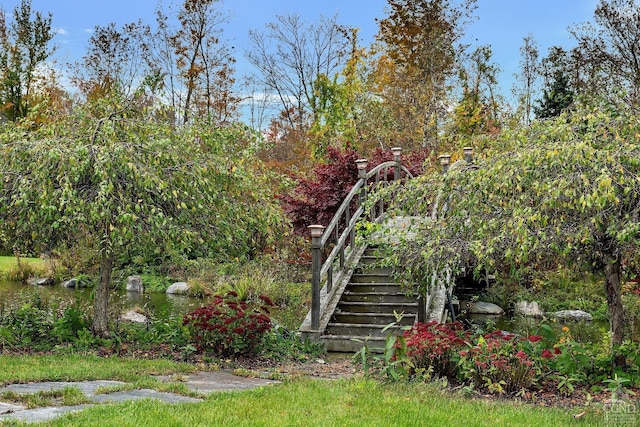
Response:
[[605, 258, 625, 367], [93, 238, 113, 338]]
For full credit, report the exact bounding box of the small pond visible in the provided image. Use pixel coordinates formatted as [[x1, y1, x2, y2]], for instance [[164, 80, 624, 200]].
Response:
[[0, 279, 209, 319]]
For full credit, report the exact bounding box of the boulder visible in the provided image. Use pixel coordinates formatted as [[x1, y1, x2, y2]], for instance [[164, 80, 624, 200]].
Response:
[[468, 301, 504, 315], [514, 300, 544, 317], [555, 310, 593, 322], [27, 277, 54, 286], [61, 278, 88, 289], [126, 275, 143, 293], [121, 310, 148, 323], [166, 282, 190, 295]]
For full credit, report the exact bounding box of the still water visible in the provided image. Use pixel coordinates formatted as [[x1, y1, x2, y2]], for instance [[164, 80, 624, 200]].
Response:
[[0, 279, 209, 318]]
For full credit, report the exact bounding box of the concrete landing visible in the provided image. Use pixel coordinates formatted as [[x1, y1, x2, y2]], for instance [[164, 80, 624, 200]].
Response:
[[0, 371, 278, 424]]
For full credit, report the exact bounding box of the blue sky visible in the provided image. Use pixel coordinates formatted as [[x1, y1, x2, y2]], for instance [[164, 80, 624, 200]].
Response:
[[2, 0, 600, 100]]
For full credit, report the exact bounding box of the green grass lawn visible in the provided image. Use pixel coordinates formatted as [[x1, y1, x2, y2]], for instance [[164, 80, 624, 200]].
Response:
[[0, 355, 608, 427], [0, 255, 46, 271]]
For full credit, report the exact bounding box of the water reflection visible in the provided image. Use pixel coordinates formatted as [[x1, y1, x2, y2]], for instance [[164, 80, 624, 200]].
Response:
[[0, 280, 209, 318]]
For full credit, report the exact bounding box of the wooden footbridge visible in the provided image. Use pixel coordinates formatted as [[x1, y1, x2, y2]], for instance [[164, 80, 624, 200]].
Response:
[[299, 148, 475, 352]]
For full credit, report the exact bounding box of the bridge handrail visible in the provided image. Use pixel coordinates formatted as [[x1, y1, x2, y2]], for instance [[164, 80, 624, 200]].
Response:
[[305, 147, 413, 332]]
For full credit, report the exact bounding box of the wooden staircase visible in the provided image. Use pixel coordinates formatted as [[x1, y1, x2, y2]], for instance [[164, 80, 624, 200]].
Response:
[[320, 247, 418, 352], [299, 147, 477, 353], [299, 148, 430, 353]]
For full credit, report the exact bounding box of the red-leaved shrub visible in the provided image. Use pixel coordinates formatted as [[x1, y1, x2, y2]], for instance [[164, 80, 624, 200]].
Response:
[[183, 292, 274, 356], [280, 146, 429, 236], [402, 321, 471, 378]]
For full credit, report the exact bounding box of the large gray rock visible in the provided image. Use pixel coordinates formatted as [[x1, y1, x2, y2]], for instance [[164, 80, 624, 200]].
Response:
[[166, 282, 190, 295], [61, 278, 89, 289], [555, 310, 593, 322], [126, 275, 143, 293], [121, 310, 148, 323], [27, 277, 54, 286], [468, 301, 504, 315], [514, 300, 544, 317]]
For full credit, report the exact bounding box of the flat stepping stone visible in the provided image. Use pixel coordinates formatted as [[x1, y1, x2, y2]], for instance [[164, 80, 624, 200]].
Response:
[[158, 370, 280, 394], [0, 401, 26, 414], [0, 380, 125, 397], [0, 404, 90, 423], [0, 372, 272, 423], [91, 389, 201, 404], [0, 380, 201, 423]]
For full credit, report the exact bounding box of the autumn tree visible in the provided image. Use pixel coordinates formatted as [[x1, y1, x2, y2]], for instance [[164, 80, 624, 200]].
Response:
[[72, 20, 158, 116], [512, 35, 540, 125], [385, 105, 640, 365], [150, 0, 238, 125], [570, 0, 640, 107], [0, 0, 55, 121], [247, 14, 351, 133], [309, 29, 373, 156], [374, 0, 477, 149], [450, 45, 501, 136]]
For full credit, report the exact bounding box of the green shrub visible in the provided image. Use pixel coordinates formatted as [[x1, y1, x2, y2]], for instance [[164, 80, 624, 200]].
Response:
[[261, 324, 325, 362]]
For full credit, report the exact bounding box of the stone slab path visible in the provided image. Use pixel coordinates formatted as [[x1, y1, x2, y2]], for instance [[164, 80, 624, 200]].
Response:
[[0, 371, 279, 424]]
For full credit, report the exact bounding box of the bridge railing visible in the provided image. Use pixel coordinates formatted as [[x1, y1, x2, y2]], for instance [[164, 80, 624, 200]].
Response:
[[305, 147, 415, 333]]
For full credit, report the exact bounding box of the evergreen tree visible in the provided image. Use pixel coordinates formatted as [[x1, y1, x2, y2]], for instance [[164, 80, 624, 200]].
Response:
[[534, 70, 574, 119]]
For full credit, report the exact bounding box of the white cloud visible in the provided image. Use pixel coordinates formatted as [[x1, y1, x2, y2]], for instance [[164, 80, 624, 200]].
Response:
[[56, 28, 68, 36]]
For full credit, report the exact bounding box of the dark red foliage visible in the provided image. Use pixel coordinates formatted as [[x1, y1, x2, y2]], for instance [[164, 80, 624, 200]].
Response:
[[401, 321, 471, 378], [182, 292, 274, 356], [280, 146, 429, 236]]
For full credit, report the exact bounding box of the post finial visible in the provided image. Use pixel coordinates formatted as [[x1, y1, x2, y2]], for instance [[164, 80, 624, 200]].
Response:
[[463, 147, 473, 163], [308, 225, 325, 238], [438, 154, 451, 173]]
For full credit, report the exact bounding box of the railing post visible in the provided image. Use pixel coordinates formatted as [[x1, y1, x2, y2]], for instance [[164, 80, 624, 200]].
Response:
[[418, 294, 426, 323], [309, 224, 325, 331], [438, 154, 451, 173], [356, 159, 368, 206], [392, 147, 402, 182], [463, 147, 473, 164]]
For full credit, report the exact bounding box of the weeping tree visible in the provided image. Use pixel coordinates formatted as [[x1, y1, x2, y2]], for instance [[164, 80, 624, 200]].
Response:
[[0, 111, 285, 337], [385, 104, 640, 366]]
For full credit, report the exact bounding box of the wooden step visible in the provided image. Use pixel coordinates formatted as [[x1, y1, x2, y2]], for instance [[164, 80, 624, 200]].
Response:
[[355, 265, 393, 275], [363, 247, 381, 256], [347, 282, 404, 293], [337, 301, 418, 314], [350, 273, 395, 283], [325, 322, 409, 337], [321, 335, 387, 353], [332, 312, 416, 326], [341, 291, 415, 304], [358, 255, 381, 265]]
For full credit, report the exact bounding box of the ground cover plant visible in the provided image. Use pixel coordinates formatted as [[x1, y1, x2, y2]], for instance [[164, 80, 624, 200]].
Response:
[[358, 320, 640, 411]]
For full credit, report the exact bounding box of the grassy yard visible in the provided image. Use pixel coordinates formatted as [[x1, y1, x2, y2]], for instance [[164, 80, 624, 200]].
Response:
[[0, 355, 608, 427], [0, 255, 48, 281], [0, 256, 46, 271]]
